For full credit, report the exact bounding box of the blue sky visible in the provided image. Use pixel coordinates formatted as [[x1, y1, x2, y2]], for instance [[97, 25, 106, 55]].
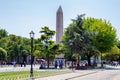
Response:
[[0, 0, 120, 39]]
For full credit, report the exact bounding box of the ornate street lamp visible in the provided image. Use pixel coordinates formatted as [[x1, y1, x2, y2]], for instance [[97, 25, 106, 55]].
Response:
[[29, 30, 34, 79]]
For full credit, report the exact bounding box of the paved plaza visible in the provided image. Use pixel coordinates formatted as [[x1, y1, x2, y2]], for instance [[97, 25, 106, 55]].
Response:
[[0, 65, 120, 80], [35, 65, 120, 80], [0, 65, 39, 72]]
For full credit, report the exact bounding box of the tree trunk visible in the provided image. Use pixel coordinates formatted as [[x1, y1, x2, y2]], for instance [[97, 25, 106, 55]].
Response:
[[65, 57, 66, 67], [101, 53, 103, 68], [47, 54, 49, 69], [87, 56, 91, 66], [77, 54, 80, 67]]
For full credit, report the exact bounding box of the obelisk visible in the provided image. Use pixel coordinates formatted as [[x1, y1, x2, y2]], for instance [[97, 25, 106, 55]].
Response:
[[56, 6, 63, 43]]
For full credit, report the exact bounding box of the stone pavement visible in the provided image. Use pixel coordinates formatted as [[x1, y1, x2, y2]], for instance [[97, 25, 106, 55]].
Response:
[[113, 75, 120, 80], [35, 69, 99, 80], [35, 65, 120, 80], [1, 64, 120, 80], [0, 65, 40, 72]]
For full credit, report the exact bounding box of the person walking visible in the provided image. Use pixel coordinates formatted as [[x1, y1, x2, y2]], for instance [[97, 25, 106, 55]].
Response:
[[59, 60, 63, 69], [54, 61, 58, 69]]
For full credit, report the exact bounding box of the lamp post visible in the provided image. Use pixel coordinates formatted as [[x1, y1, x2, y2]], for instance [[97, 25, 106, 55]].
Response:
[[29, 30, 34, 79]]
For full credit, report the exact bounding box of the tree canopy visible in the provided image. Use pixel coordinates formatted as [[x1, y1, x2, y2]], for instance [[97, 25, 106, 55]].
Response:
[[83, 17, 117, 53], [62, 15, 117, 66], [0, 47, 7, 61], [0, 28, 8, 39]]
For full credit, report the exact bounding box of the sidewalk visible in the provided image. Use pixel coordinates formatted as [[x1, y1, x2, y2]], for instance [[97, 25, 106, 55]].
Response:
[[35, 65, 120, 80], [35, 69, 99, 80], [0, 65, 39, 72]]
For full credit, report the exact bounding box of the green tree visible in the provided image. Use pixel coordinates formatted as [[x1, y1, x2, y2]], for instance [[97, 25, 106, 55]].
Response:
[[81, 30, 99, 66], [0, 28, 31, 64], [0, 28, 8, 51], [0, 28, 8, 39], [34, 38, 45, 59], [21, 37, 31, 63], [39, 26, 55, 68], [0, 47, 7, 62], [83, 17, 117, 53], [62, 14, 86, 66], [83, 17, 117, 66], [117, 40, 120, 49], [6, 34, 23, 62], [0, 37, 8, 50], [104, 46, 120, 61]]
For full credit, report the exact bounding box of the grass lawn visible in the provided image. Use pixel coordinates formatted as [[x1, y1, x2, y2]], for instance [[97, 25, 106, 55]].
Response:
[[0, 70, 71, 80]]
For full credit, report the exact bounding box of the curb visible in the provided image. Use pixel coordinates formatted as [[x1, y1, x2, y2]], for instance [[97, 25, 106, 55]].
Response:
[[65, 71, 99, 80]]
